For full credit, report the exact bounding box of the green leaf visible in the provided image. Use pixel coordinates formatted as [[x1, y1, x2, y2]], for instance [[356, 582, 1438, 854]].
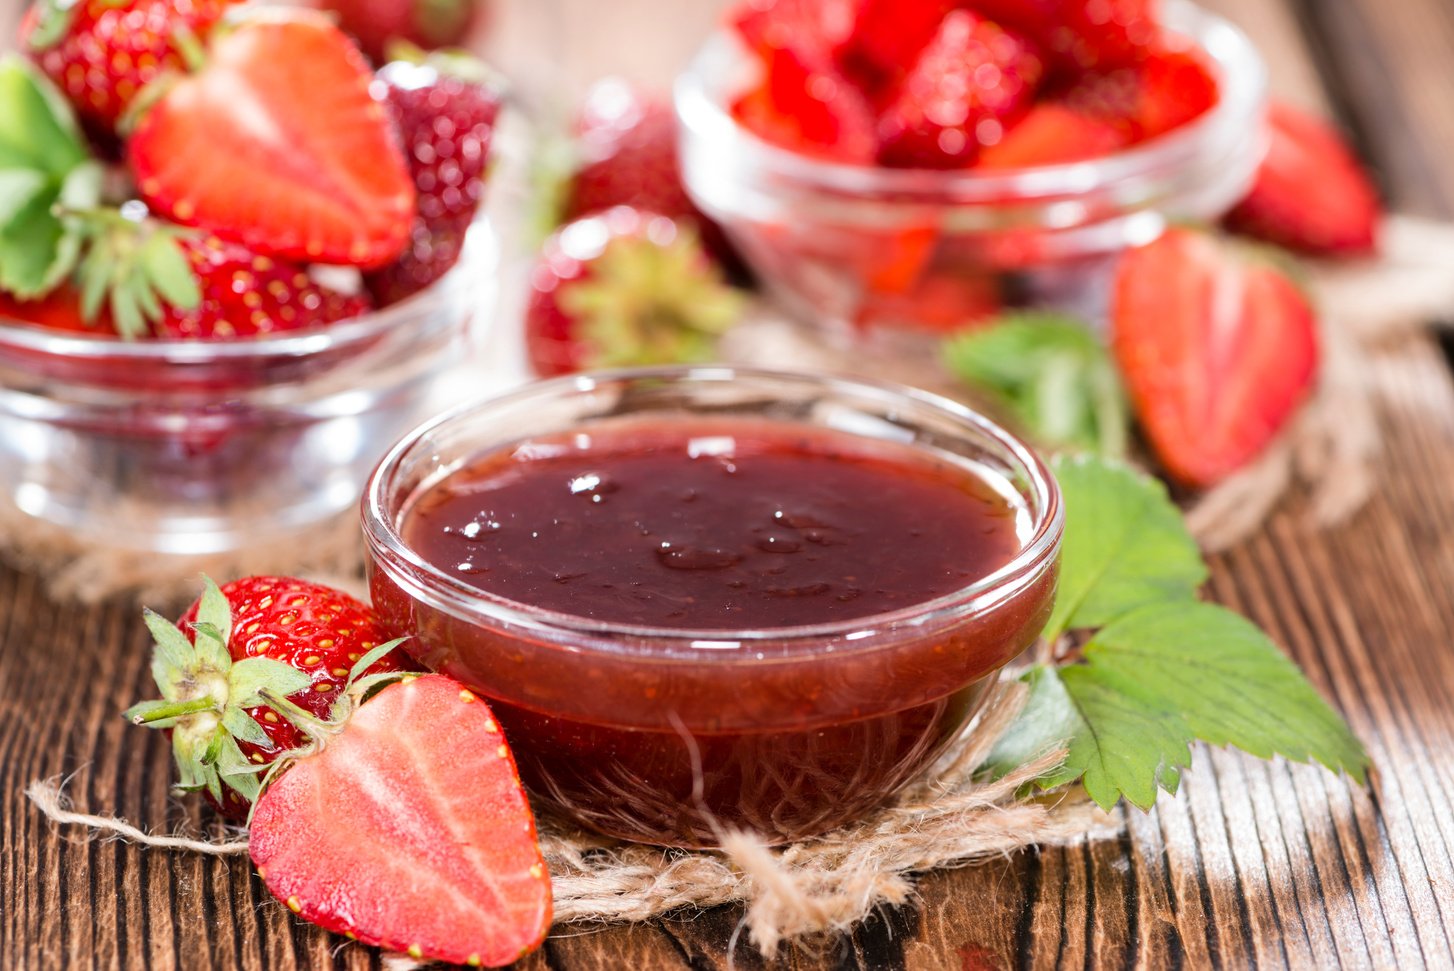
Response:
[[346, 636, 407, 686], [1044, 454, 1206, 642], [140, 231, 201, 310], [0, 169, 48, 232], [997, 603, 1369, 811], [0, 56, 86, 175], [191, 577, 234, 671], [216, 734, 262, 804], [221, 705, 272, 747], [228, 656, 313, 709], [944, 313, 1129, 459], [143, 608, 197, 692]]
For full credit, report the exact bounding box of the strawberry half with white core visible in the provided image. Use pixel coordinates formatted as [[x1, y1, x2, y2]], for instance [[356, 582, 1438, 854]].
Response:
[[124, 576, 413, 821], [1111, 227, 1319, 488], [525, 207, 744, 376], [249, 674, 553, 967], [126, 10, 415, 269]]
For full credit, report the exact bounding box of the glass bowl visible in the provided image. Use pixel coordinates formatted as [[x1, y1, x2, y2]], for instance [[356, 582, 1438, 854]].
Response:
[[674, 1, 1268, 348], [363, 365, 1063, 847], [0, 223, 497, 555]]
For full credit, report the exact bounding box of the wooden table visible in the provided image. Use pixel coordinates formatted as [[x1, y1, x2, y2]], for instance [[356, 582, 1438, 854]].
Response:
[[6, 0, 1454, 967]]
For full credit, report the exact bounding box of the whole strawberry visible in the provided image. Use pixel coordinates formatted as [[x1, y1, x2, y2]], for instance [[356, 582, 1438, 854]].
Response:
[[364, 49, 503, 305], [314, 0, 484, 64], [75, 213, 371, 339], [124, 576, 415, 821], [526, 207, 744, 376], [21, 0, 239, 134]]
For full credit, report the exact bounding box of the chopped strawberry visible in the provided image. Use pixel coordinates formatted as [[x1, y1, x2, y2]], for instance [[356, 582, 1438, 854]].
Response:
[[314, 0, 484, 64], [126, 11, 416, 269], [21, 0, 240, 133], [1224, 102, 1380, 257], [526, 207, 743, 376], [249, 674, 552, 967], [730, 0, 855, 59], [561, 79, 741, 273], [856, 268, 1002, 332], [1111, 227, 1319, 488], [730, 43, 877, 162], [969, 0, 1160, 72], [0, 286, 106, 334], [833, 0, 954, 91], [124, 576, 415, 821], [877, 11, 1044, 169], [364, 51, 503, 304], [1057, 45, 1217, 144], [977, 103, 1128, 167]]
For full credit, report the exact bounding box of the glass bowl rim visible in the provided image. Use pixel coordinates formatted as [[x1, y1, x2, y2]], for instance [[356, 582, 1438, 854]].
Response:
[[362, 364, 1065, 652], [672, 0, 1267, 202], [0, 221, 495, 365]]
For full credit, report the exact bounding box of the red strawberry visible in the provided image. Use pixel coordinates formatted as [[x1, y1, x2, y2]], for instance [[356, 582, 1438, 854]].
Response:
[[124, 576, 416, 821], [855, 268, 1002, 332], [977, 102, 1128, 167], [1058, 45, 1217, 143], [76, 215, 370, 339], [249, 674, 552, 967], [968, 0, 1159, 73], [562, 79, 741, 275], [313, 0, 484, 64], [127, 11, 416, 269], [526, 207, 743, 377], [833, 0, 954, 92], [1224, 102, 1380, 257], [730, 0, 855, 60], [21, 0, 239, 133], [0, 285, 109, 334], [877, 10, 1044, 169], [1111, 227, 1319, 487], [364, 51, 503, 305], [730, 43, 877, 162]]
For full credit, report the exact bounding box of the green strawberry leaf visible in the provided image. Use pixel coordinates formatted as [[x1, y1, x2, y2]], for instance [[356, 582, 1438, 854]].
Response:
[[221, 705, 273, 748], [229, 656, 314, 709], [1043, 454, 1206, 643], [991, 603, 1368, 811], [0, 56, 86, 175], [943, 313, 1129, 459], [192, 576, 235, 668]]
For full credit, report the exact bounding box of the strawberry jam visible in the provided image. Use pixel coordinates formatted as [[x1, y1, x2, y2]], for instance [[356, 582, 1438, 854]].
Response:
[[368, 387, 1062, 848], [401, 419, 1023, 629]]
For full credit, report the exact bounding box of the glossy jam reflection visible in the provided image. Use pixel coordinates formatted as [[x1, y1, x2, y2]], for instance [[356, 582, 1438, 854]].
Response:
[[375, 416, 1057, 846], [401, 419, 1024, 629]]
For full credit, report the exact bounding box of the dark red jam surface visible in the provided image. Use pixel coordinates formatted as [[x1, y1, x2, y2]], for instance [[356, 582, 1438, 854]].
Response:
[[401, 418, 1024, 629], [376, 416, 1057, 846]]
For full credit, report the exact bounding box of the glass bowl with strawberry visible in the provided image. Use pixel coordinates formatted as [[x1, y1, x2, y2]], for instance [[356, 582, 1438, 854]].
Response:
[[675, 0, 1268, 347], [0, 7, 505, 554]]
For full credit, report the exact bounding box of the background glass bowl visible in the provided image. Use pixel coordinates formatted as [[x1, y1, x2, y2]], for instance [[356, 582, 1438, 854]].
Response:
[[675, 1, 1268, 347], [0, 224, 497, 556], [363, 365, 1063, 847]]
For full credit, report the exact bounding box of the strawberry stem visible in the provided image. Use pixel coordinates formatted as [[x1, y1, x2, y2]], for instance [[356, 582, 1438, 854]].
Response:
[[125, 696, 217, 725]]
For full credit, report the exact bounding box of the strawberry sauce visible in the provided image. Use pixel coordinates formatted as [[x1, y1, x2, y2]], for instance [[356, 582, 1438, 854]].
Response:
[[401, 418, 1024, 629], [374, 416, 1058, 846]]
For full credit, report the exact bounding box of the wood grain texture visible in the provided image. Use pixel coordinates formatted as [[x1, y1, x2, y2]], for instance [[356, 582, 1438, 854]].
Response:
[[6, 0, 1454, 968]]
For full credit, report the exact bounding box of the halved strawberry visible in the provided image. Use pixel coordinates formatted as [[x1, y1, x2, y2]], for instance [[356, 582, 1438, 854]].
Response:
[[969, 0, 1160, 73], [730, 42, 876, 162], [1111, 227, 1319, 488], [126, 11, 415, 269], [1224, 102, 1380, 257], [855, 268, 1002, 332], [877, 10, 1044, 169], [249, 674, 552, 967], [1056, 45, 1217, 142], [833, 0, 954, 92]]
